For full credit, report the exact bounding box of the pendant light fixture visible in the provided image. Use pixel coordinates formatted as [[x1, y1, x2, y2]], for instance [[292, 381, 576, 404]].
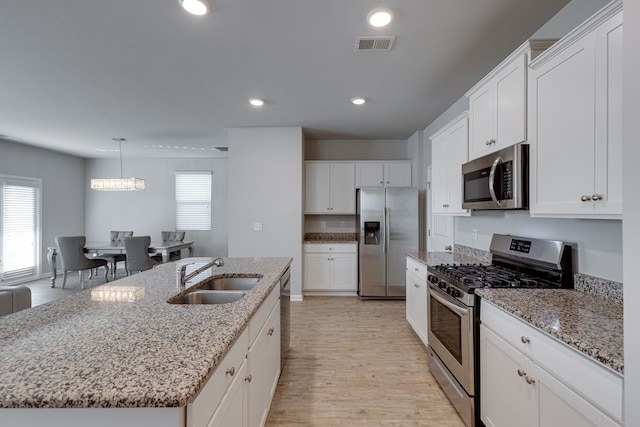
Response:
[[90, 138, 146, 191]]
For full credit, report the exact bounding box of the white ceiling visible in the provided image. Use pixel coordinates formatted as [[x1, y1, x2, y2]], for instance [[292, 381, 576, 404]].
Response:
[[0, 0, 570, 159]]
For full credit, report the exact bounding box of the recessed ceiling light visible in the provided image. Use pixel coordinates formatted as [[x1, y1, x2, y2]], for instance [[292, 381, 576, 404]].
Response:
[[367, 8, 393, 27], [351, 97, 366, 105], [179, 0, 210, 16], [249, 98, 265, 107]]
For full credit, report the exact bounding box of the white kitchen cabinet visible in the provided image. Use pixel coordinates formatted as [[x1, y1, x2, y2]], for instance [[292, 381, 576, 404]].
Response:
[[480, 300, 623, 427], [466, 39, 556, 160], [207, 359, 247, 427], [355, 162, 413, 188], [405, 257, 427, 346], [528, 2, 622, 219], [305, 162, 355, 214], [430, 111, 470, 216], [303, 243, 358, 294]]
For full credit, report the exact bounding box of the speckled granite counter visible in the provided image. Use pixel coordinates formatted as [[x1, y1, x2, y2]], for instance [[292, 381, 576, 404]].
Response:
[[477, 289, 623, 374], [0, 257, 292, 409], [303, 232, 357, 244]]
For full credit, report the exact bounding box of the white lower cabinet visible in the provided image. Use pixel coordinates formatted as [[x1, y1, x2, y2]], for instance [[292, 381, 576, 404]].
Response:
[[405, 257, 428, 346], [303, 243, 358, 294], [480, 301, 623, 427], [187, 285, 281, 427]]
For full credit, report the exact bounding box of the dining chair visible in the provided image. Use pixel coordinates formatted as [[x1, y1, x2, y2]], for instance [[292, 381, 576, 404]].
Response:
[[54, 236, 109, 289], [159, 230, 186, 261], [95, 231, 133, 279], [124, 236, 159, 274]]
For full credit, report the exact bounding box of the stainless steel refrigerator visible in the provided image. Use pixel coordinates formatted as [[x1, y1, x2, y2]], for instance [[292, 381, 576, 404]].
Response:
[[358, 187, 419, 299]]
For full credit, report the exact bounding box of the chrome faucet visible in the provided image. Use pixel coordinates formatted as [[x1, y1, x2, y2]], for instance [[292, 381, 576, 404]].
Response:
[[178, 257, 224, 291]]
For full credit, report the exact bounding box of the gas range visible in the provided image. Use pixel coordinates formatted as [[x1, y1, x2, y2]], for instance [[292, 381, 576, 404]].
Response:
[[426, 234, 574, 307]]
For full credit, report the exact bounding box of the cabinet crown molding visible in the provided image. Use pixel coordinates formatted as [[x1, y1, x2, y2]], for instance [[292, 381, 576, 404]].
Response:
[[529, 0, 622, 70]]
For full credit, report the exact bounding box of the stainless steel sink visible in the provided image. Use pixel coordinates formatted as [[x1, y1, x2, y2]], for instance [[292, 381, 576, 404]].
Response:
[[169, 290, 247, 305], [195, 276, 262, 291]]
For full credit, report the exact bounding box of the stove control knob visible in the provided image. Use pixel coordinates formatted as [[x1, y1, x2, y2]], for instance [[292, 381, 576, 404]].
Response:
[[452, 289, 461, 298], [439, 281, 447, 289]]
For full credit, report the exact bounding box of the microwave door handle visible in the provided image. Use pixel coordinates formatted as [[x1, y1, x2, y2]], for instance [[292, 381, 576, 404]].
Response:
[[488, 156, 503, 208]]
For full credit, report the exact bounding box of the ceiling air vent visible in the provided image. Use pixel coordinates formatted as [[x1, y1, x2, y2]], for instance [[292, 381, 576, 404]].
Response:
[[214, 146, 228, 152], [355, 36, 396, 52]]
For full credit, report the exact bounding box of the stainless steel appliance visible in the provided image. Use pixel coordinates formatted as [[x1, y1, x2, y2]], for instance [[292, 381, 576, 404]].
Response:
[[462, 144, 528, 210], [358, 187, 419, 299], [426, 234, 573, 427], [280, 267, 290, 370]]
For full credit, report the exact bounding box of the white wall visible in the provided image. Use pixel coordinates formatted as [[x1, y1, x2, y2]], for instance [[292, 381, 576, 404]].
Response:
[[0, 139, 85, 277], [85, 157, 228, 258], [305, 139, 407, 160], [623, 1, 640, 424], [227, 127, 304, 299]]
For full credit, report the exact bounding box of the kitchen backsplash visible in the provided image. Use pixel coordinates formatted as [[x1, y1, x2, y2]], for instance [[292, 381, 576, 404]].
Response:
[[454, 244, 623, 303]]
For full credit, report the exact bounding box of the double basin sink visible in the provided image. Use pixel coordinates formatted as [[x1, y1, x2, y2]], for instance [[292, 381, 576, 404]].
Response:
[[168, 276, 263, 305]]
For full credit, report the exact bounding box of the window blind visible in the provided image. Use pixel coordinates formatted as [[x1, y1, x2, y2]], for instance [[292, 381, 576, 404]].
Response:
[[175, 171, 212, 231], [1, 176, 40, 282]]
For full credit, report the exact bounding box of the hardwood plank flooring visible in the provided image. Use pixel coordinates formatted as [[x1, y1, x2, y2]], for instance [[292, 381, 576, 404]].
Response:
[[266, 297, 464, 427]]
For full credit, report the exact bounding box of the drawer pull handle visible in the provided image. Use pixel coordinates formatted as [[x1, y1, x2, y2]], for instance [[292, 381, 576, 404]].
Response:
[[414, 284, 420, 288], [226, 367, 235, 377], [526, 376, 536, 385], [414, 268, 419, 272], [520, 336, 531, 344], [517, 369, 526, 377], [268, 327, 275, 336], [245, 375, 253, 383]]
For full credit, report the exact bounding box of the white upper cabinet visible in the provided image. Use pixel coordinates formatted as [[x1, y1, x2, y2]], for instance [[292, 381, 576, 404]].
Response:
[[467, 39, 557, 161], [355, 162, 412, 188], [528, 1, 622, 218], [430, 111, 470, 216], [305, 162, 356, 214]]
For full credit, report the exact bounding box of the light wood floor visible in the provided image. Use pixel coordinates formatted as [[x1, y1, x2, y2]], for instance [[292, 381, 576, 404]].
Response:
[[22, 280, 464, 426], [266, 297, 464, 427]]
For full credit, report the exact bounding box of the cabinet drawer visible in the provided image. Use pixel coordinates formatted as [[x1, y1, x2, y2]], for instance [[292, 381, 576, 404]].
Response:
[[481, 300, 623, 421], [406, 257, 427, 282], [249, 284, 280, 345], [304, 243, 357, 254], [188, 328, 249, 427]]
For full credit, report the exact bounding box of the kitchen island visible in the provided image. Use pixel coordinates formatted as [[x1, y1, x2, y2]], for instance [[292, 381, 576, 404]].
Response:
[[0, 257, 291, 427]]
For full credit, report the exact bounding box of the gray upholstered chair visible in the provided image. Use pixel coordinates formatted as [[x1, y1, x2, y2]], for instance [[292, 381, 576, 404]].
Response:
[[124, 236, 159, 274], [55, 236, 109, 288], [159, 231, 186, 261], [95, 231, 133, 279]]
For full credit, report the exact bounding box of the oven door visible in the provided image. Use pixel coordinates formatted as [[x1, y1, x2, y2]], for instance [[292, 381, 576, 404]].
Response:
[[427, 283, 474, 395]]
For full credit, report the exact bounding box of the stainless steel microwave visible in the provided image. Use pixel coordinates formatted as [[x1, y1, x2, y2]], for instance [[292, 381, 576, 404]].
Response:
[[461, 144, 529, 210]]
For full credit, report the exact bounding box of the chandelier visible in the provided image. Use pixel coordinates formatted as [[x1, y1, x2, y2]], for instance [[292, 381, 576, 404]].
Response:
[[90, 138, 146, 191]]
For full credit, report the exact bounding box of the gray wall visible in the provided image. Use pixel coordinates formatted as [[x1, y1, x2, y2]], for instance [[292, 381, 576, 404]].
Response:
[[422, 0, 622, 282], [227, 127, 304, 299], [305, 139, 407, 160], [85, 157, 228, 258], [623, 1, 640, 424], [0, 139, 85, 277]]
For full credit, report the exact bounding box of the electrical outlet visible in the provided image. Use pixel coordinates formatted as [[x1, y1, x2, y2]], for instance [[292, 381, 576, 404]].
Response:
[[253, 222, 263, 231], [473, 229, 478, 240], [320, 221, 326, 229], [340, 221, 345, 228]]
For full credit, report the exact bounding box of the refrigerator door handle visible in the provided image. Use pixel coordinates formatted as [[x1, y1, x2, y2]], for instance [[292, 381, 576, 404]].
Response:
[[384, 207, 390, 254]]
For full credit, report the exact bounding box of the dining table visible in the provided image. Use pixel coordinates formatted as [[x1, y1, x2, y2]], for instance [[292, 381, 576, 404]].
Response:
[[46, 240, 195, 288]]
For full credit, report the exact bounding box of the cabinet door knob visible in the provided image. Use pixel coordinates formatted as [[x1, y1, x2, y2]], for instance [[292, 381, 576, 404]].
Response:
[[268, 327, 275, 336], [520, 336, 531, 344], [245, 375, 252, 383], [226, 367, 235, 377], [525, 376, 536, 385], [380, 181, 384, 184], [414, 268, 419, 272], [517, 369, 526, 377], [414, 284, 420, 288], [444, 245, 452, 251], [580, 195, 592, 202], [592, 194, 603, 201], [442, 204, 449, 208]]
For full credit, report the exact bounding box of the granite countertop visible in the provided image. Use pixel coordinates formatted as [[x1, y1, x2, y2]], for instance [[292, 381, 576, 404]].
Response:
[[303, 232, 358, 244], [0, 257, 292, 409], [406, 251, 623, 375], [477, 289, 624, 375]]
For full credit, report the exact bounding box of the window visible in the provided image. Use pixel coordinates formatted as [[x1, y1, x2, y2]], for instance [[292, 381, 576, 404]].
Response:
[[175, 171, 212, 231], [0, 175, 41, 283]]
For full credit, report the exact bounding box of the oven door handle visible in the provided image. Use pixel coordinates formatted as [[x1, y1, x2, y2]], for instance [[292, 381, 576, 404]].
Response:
[[428, 283, 469, 317], [488, 156, 503, 208]]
